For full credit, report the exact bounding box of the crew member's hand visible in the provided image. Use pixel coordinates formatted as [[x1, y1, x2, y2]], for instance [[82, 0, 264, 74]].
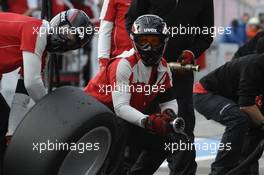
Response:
[[5, 135, 12, 145], [144, 113, 173, 136], [178, 50, 195, 65], [255, 95, 263, 110], [99, 58, 109, 70], [162, 108, 177, 119], [162, 109, 186, 133]]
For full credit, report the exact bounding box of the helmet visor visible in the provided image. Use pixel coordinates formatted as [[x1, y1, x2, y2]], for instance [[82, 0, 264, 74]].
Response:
[[137, 35, 162, 47]]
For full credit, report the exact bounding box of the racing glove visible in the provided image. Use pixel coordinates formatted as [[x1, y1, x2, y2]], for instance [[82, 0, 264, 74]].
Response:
[[5, 136, 12, 145], [162, 109, 186, 133], [144, 113, 173, 136], [99, 58, 110, 70], [255, 95, 263, 110], [162, 108, 177, 119], [178, 50, 195, 65]]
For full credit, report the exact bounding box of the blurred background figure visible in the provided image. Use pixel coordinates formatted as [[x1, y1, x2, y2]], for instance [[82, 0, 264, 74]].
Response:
[[241, 12, 250, 24], [239, 13, 250, 42], [220, 19, 247, 46], [247, 17, 261, 40]]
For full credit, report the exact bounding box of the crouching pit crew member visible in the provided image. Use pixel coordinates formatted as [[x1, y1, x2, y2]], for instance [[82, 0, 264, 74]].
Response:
[[84, 15, 183, 175], [0, 9, 94, 174], [193, 53, 264, 175]]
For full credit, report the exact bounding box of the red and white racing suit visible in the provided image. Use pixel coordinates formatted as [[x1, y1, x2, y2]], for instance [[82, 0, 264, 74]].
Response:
[[0, 12, 48, 102], [84, 49, 178, 127], [98, 0, 132, 62]]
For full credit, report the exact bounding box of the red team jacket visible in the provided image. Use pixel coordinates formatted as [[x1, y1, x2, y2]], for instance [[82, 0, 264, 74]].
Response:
[[99, 0, 132, 58], [84, 50, 173, 112], [0, 13, 47, 76]]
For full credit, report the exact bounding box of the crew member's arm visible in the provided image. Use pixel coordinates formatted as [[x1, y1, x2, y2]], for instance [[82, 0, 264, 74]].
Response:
[[111, 59, 174, 135], [20, 18, 49, 102], [239, 62, 264, 125], [98, 0, 116, 69], [111, 59, 175, 136], [22, 51, 47, 102], [240, 105, 264, 125], [113, 88, 174, 135], [110, 59, 147, 127]]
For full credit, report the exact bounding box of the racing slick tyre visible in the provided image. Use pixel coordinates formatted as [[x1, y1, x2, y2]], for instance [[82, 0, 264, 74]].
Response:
[[3, 86, 118, 175]]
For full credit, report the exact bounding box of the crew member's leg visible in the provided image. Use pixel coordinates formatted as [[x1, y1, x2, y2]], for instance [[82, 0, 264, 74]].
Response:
[[119, 96, 162, 175], [127, 124, 168, 175], [168, 72, 197, 175], [7, 78, 30, 137], [102, 117, 168, 175], [194, 92, 249, 175], [240, 124, 264, 175], [0, 93, 10, 174]]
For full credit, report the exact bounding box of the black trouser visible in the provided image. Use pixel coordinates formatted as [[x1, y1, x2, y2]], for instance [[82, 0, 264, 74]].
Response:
[[168, 72, 197, 175], [103, 118, 170, 175], [194, 92, 264, 175], [239, 122, 264, 175], [0, 93, 10, 174], [0, 79, 31, 175]]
